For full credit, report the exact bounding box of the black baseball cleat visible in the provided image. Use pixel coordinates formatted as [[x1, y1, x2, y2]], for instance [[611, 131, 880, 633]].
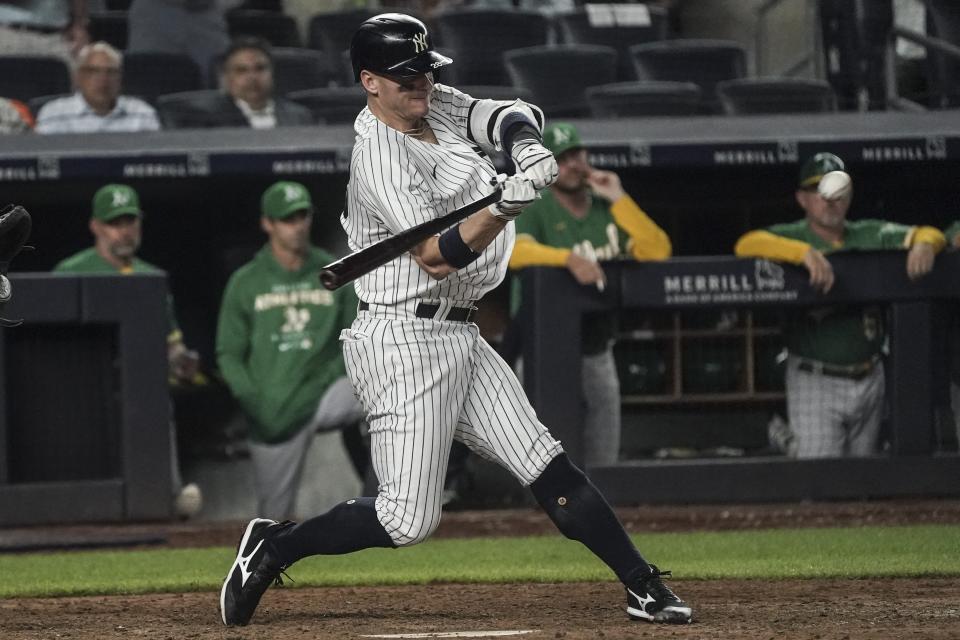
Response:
[[626, 565, 693, 624], [220, 518, 294, 626]]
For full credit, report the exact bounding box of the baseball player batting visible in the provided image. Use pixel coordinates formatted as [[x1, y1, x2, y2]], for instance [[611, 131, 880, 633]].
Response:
[[220, 13, 692, 627]]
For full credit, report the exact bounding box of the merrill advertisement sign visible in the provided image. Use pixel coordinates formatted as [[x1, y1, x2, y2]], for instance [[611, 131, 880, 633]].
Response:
[[661, 259, 799, 305]]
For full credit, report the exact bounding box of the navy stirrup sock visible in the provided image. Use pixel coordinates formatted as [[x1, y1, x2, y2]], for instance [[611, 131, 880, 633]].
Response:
[[530, 453, 650, 585], [269, 497, 396, 566]]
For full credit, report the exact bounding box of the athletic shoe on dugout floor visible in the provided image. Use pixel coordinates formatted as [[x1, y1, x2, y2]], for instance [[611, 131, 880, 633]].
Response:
[[626, 565, 692, 623], [220, 517, 294, 626]]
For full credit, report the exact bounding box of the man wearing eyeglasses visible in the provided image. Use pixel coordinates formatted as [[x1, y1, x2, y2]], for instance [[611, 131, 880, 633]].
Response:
[[35, 41, 160, 134]]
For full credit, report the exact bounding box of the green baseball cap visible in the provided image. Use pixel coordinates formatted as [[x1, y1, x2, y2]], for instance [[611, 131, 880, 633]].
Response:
[[261, 181, 313, 219], [92, 184, 143, 221], [798, 152, 845, 188], [542, 122, 584, 158]]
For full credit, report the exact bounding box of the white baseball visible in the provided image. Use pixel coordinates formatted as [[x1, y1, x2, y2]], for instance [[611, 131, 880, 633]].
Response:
[[818, 170, 852, 201]]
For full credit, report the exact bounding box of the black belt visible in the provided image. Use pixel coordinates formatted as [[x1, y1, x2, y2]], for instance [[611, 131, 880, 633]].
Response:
[[358, 300, 475, 322], [796, 357, 879, 381]]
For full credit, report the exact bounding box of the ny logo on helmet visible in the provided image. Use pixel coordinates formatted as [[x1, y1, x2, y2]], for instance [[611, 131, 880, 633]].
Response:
[[112, 190, 131, 207], [283, 185, 303, 202], [412, 33, 428, 53]]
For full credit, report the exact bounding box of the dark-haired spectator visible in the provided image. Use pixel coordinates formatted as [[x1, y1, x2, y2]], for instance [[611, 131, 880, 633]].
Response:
[[0, 0, 88, 61], [127, 0, 240, 80], [35, 42, 160, 134], [0, 98, 34, 134], [178, 38, 314, 129]]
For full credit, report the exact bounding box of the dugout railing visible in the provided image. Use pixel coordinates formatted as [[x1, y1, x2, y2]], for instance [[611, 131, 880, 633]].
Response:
[[520, 251, 960, 504]]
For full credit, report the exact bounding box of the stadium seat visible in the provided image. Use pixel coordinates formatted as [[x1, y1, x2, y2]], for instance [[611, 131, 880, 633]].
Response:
[[629, 39, 747, 113], [0, 56, 71, 103], [286, 87, 366, 124], [89, 11, 129, 50], [271, 48, 338, 94], [227, 9, 301, 47], [154, 90, 223, 129], [926, 0, 960, 107], [556, 5, 669, 80], [433, 8, 550, 86], [26, 93, 71, 119], [122, 52, 202, 105], [307, 9, 380, 82], [237, 0, 283, 10], [716, 78, 837, 114], [504, 44, 617, 117], [586, 80, 701, 117]]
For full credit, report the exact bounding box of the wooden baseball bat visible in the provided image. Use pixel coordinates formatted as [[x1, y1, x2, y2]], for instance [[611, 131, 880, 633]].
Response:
[[320, 187, 502, 291]]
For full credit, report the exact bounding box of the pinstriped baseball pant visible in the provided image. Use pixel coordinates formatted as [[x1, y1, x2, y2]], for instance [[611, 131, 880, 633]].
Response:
[[342, 313, 563, 547], [785, 355, 885, 458]]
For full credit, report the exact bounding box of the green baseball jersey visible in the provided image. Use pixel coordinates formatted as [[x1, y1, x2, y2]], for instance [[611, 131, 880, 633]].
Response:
[[767, 219, 913, 365], [53, 247, 181, 339], [216, 245, 358, 444], [513, 190, 630, 354]]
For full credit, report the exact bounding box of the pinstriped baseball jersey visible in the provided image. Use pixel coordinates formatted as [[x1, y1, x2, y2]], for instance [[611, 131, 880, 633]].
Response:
[[340, 82, 562, 546], [345, 83, 526, 305]]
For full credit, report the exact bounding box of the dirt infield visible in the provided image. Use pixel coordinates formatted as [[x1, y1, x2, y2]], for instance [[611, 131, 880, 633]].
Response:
[[4, 578, 960, 639], [2, 499, 959, 639]]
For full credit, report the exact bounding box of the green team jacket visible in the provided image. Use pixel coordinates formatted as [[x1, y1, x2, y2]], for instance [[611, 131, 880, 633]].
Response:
[[765, 219, 915, 365], [53, 247, 181, 342], [216, 245, 358, 444], [512, 190, 634, 355]]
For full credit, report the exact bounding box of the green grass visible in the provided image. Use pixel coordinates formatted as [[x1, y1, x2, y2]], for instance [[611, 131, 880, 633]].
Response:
[[1, 524, 958, 599]]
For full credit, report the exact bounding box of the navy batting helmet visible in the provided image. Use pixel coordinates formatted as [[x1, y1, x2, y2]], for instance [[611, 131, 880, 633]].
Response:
[[350, 13, 452, 82]]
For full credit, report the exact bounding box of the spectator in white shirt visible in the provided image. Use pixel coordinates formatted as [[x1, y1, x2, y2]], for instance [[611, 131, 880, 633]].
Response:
[[35, 41, 160, 134]]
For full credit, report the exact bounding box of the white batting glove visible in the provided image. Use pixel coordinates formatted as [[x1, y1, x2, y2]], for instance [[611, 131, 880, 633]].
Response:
[[511, 140, 558, 190], [491, 175, 538, 221]]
